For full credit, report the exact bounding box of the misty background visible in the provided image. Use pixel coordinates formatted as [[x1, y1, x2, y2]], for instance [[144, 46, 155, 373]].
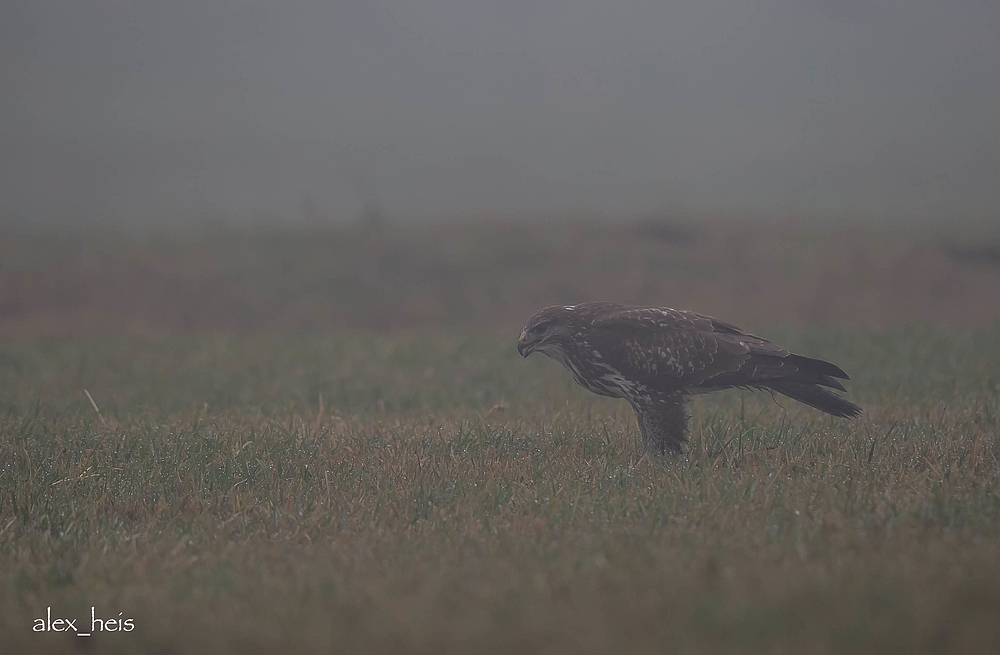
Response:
[[2, 0, 999, 227]]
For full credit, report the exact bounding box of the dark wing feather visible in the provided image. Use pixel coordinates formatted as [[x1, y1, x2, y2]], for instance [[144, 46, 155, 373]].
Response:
[[764, 381, 862, 417], [588, 306, 852, 396], [588, 307, 763, 390]]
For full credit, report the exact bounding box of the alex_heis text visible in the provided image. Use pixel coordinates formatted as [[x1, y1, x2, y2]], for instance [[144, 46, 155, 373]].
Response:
[[33, 606, 135, 634]]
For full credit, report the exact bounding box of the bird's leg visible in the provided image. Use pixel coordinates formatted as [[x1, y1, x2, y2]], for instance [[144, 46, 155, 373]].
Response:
[[631, 396, 688, 454]]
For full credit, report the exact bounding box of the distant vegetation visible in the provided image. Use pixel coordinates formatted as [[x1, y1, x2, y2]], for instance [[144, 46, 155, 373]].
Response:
[[2, 217, 999, 339]]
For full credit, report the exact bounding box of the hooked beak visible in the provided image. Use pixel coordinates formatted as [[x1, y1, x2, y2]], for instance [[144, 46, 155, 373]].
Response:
[[517, 331, 536, 357]]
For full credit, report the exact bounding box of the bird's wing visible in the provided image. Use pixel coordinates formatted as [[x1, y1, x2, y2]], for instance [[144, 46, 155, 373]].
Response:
[[588, 307, 789, 390]]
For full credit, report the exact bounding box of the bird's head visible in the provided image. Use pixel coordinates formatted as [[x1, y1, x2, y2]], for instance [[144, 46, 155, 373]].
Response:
[[517, 305, 579, 359]]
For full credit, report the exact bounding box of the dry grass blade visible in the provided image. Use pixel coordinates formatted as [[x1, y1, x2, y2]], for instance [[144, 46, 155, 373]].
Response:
[[83, 387, 108, 427]]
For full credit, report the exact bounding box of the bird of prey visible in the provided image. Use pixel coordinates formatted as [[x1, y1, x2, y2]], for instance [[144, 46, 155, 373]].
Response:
[[517, 302, 861, 453]]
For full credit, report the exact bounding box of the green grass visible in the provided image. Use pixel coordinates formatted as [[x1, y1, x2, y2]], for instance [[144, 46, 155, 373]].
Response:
[[2, 328, 1000, 653]]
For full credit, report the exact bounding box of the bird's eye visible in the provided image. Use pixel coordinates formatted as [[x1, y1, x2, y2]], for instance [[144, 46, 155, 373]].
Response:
[[532, 321, 551, 334]]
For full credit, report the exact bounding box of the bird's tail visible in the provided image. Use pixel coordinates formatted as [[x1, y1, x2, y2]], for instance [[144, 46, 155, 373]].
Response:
[[764, 380, 862, 418]]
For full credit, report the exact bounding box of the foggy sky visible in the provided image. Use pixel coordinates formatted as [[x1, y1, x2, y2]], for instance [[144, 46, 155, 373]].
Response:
[[2, 0, 999, 226]]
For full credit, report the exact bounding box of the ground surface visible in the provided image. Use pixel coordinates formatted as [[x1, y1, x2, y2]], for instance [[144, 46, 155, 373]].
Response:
[[2, 218, 1000, 653]]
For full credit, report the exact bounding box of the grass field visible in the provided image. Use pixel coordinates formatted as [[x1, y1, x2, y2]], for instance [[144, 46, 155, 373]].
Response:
[[2, 219, 1000, 653]]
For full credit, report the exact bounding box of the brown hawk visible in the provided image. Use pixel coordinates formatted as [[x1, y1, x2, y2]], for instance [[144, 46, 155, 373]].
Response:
[[517, 302, 861, 453]]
